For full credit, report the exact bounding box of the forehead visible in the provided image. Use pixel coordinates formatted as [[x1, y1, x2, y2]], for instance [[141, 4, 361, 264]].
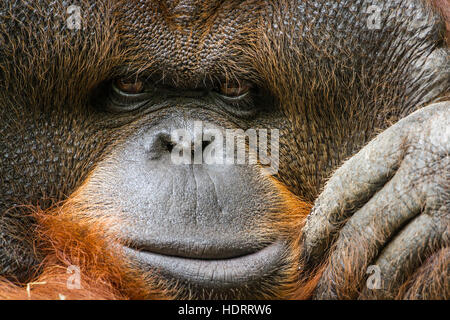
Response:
[[117, 0, 266, 85]]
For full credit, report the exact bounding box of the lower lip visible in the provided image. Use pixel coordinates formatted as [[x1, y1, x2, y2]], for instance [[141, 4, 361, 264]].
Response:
[[124, 241, 286, 288]]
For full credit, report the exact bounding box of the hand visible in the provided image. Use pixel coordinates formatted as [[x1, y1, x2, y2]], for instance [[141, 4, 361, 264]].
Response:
[[302, 102, 449, 299]]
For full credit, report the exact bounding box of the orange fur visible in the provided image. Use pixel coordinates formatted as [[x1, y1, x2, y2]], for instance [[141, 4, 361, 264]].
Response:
[[0, 176, 315, 300], [0, 201, 169, 300]]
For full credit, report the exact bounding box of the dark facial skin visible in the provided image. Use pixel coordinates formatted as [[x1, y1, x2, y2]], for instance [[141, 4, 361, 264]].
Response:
[[0, 0, 448, 299]]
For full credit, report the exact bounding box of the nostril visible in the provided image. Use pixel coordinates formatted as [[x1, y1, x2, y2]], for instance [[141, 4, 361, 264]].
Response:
[[146, 133, 175, 160], [202, 140, 211, 151], [166, 140, 175, 153]]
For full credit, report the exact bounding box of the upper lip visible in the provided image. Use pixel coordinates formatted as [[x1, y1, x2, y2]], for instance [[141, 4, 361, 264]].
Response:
[[123, 240, 286, 287]]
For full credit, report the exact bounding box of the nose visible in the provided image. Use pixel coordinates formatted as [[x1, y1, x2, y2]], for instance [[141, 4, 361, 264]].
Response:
[[144, 120, 213, 162]]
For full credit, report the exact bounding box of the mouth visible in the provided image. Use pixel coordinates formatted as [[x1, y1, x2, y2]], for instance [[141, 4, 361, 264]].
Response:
[[123, 240, 287, 288]]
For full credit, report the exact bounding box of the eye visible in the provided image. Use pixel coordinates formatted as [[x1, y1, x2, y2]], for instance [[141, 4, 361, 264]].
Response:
[[106, 78, 151, 113], [218, 81, 253, 100], [211, 80, 258, 118], [114, 78, 145, 94]]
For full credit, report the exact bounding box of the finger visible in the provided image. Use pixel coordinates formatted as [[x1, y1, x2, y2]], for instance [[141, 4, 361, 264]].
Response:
[[360, 213, 449, 299], [312, 142, 448, 300], [311, 160, 426, 299], [302, 102, 449, 267], [302, 128, 406, 266], [401, 247, 449, 300]]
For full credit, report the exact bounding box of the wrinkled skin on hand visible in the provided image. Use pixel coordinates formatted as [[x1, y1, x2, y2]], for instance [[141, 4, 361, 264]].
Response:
[[303, 102, 449, 299]]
